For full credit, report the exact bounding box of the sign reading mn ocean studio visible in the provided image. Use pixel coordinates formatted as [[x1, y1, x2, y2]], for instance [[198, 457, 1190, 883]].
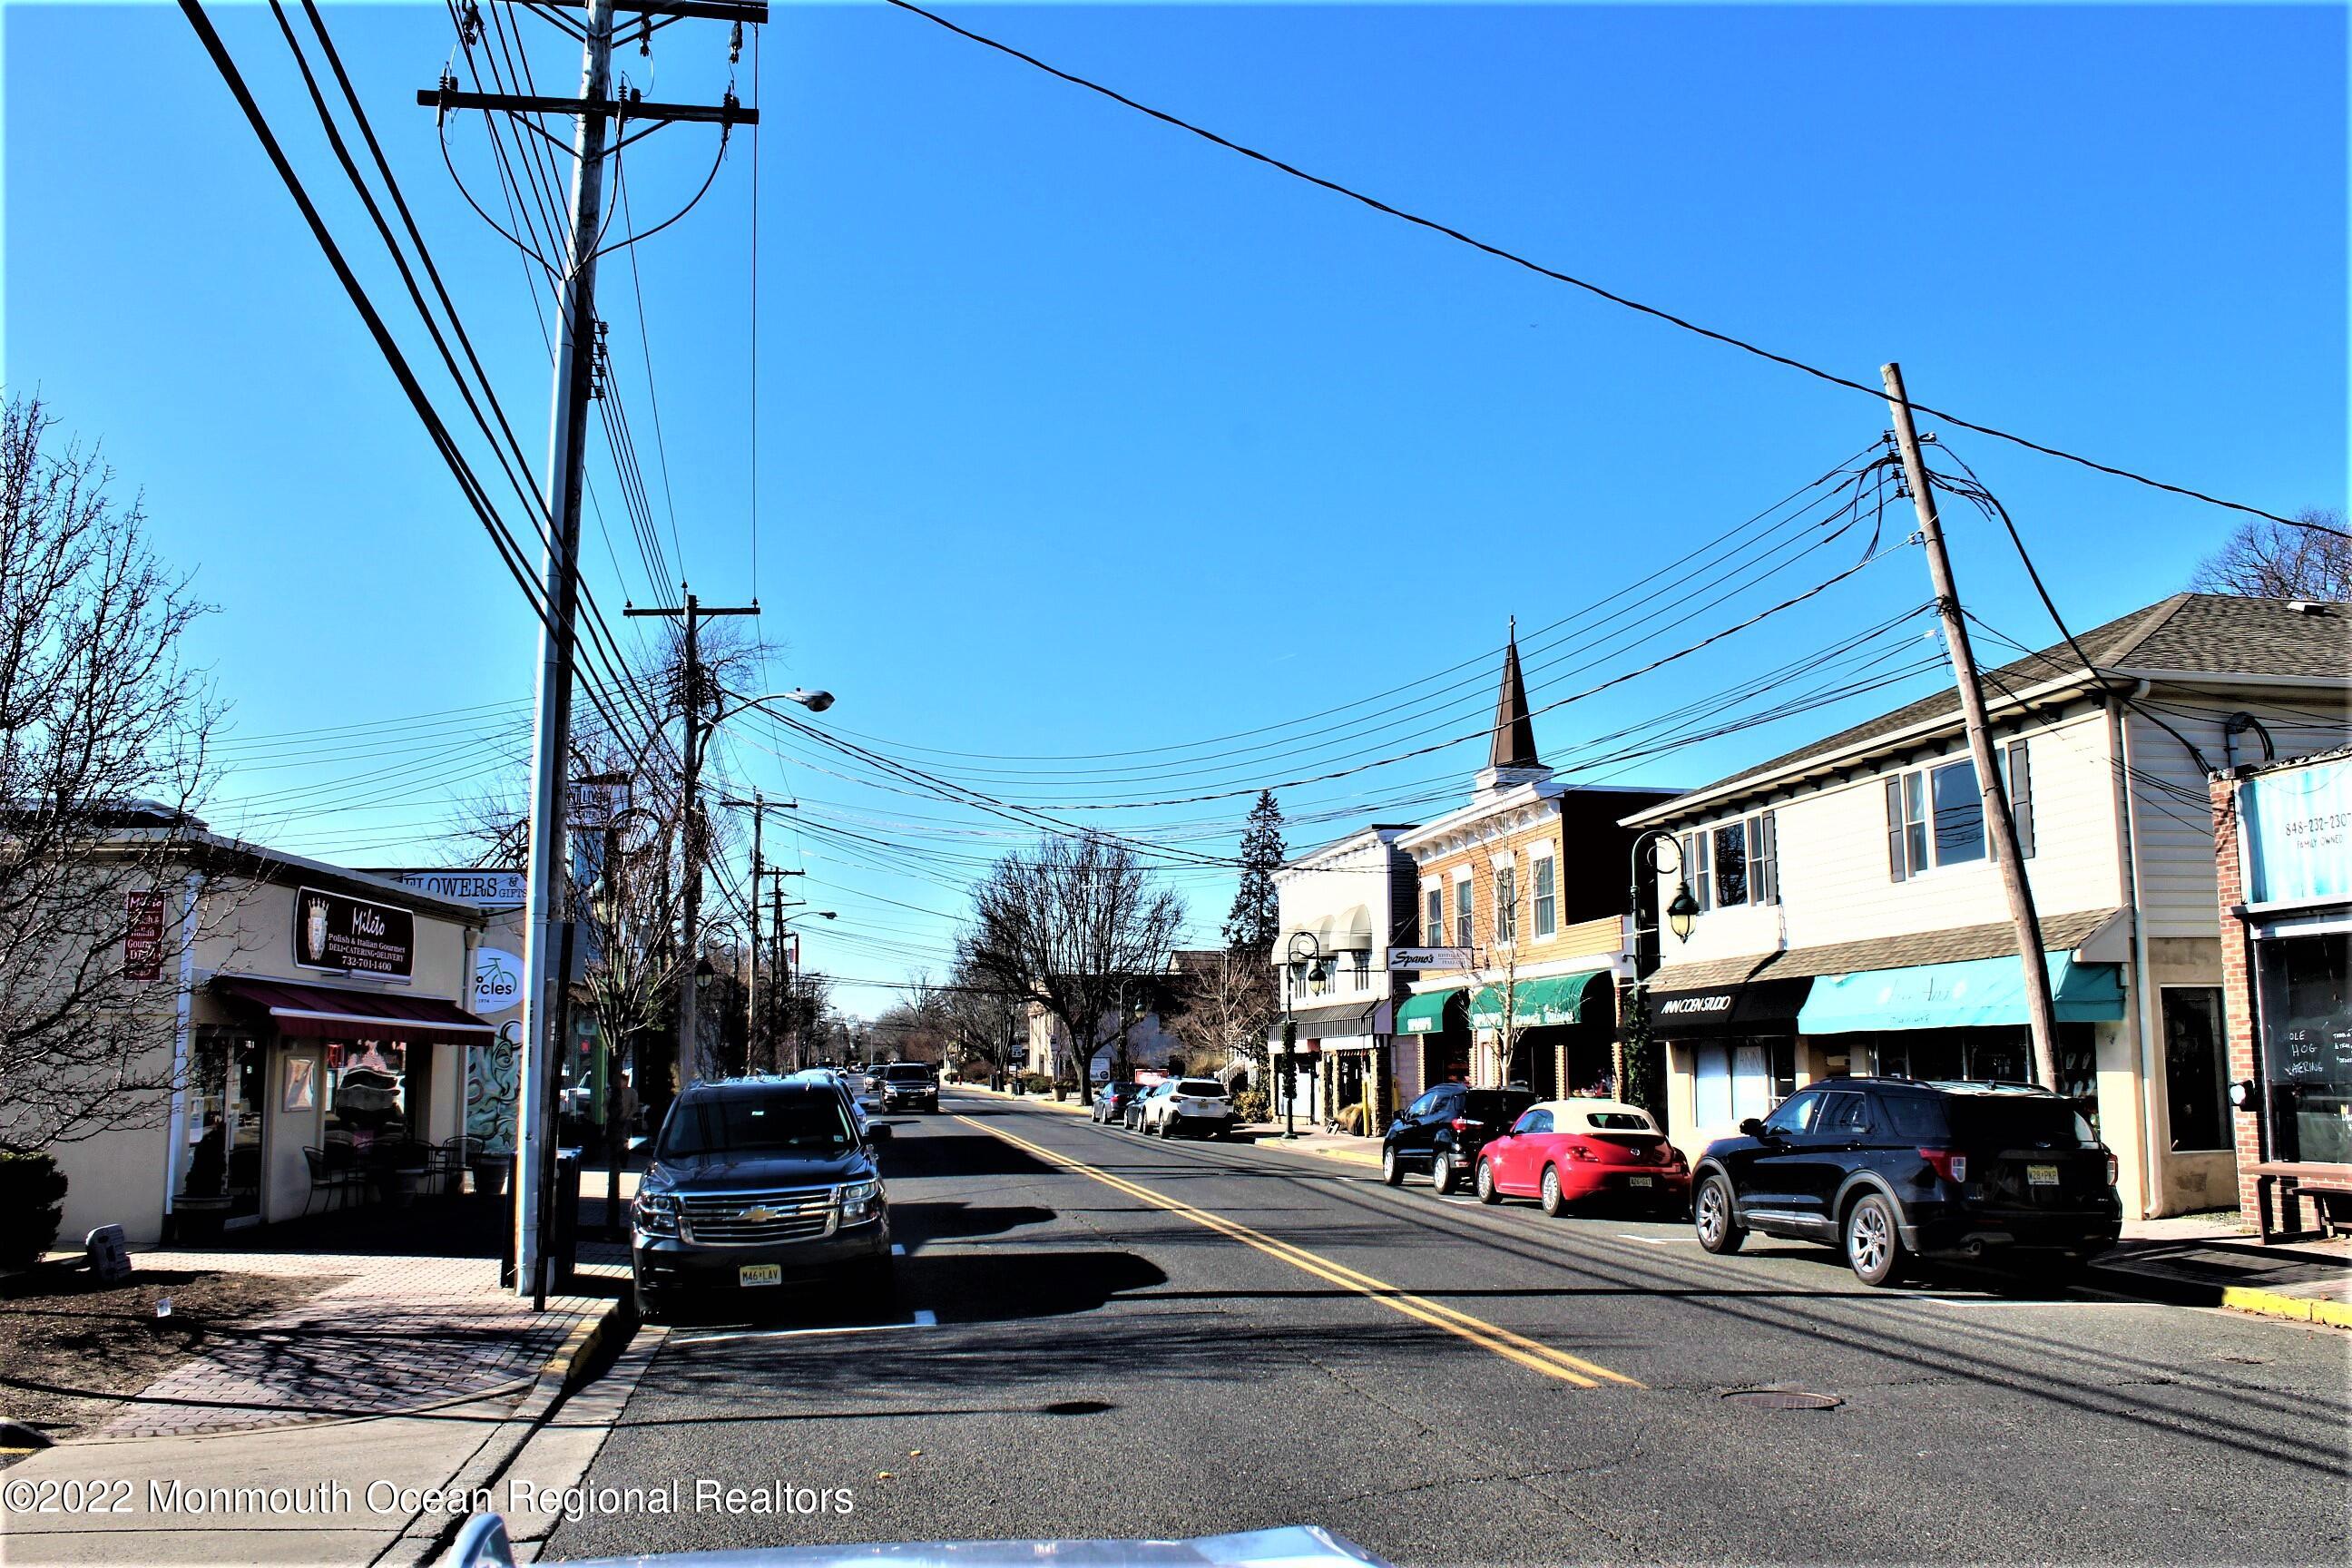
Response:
[[293, 887, 415, 977], [2245, 756, 2352, 906]]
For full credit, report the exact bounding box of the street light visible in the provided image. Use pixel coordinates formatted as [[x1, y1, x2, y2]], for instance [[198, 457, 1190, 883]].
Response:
[[1628, 828, 1700, 963], [1280, 929, 1328, 1141]]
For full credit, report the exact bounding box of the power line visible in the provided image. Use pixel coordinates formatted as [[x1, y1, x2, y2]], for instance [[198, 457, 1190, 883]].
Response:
[[875, 0, 2331, 538]]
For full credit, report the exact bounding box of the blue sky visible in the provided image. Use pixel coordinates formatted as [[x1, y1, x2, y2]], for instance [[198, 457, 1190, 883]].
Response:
[[6, 4, 2345, 1016]]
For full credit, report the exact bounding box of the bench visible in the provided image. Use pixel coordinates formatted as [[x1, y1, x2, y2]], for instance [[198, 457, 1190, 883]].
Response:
[[2249, 1161, 2352, 1244]]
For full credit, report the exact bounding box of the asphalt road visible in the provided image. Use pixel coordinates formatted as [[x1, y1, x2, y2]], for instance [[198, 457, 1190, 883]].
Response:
[[547, 1091, 2350, 1567]]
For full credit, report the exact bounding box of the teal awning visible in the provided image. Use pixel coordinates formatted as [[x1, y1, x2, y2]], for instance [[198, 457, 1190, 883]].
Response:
[[1396, 988, 1466, 1035], [1796, 952, 2127, 1035], [1466, 969, 1612, 1030]]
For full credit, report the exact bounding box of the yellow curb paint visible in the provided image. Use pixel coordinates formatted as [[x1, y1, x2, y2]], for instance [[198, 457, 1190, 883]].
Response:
[[2312, 1299, 2352, 1329], [953, 1112, 1642, 1391], [2220, 1285, 2347, 1327]]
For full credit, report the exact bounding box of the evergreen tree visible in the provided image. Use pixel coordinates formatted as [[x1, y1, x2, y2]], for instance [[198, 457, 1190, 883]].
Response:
[[1223, 790, 1285, 951]]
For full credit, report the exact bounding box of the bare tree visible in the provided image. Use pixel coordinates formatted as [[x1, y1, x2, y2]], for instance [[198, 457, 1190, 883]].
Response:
[[0, 397, 227, 1151], [936, 958, 1025, 1083], [2190, 509, 2350, 602], [961, 836, 1186, 1099], [1168, 948, 1278, 1085]]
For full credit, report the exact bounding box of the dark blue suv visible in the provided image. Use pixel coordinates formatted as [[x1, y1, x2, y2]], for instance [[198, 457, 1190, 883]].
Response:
[[1690, 1078, 2121, 1287]]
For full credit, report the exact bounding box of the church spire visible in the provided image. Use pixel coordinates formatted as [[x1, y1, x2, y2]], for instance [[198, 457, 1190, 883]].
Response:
[[1487, 617, 1540, 771]]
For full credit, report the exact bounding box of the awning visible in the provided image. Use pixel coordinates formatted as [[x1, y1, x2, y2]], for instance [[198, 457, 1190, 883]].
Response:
[[1269, 999, 1383, 1045], [1467, 969, 1612, 1029], [1396, 988, 1467, 1035], [214, 977, 495, 1046], [1795, 953, 2127, 1035], [1643, 976, 1814, 1038]]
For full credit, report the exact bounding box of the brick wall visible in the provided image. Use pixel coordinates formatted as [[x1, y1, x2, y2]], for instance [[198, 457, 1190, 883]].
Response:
[[2210, 773, 2263, 1218]]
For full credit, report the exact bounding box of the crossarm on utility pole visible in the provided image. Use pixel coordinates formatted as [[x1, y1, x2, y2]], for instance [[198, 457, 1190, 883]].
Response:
[[1883, 361, 2063, 1093]]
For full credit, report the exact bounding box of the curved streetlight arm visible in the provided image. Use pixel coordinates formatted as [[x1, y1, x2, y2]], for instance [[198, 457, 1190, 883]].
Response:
[[1627, 828, 1702, 984]]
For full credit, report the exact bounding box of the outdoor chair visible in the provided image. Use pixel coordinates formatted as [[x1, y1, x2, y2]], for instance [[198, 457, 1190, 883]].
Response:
[[431, 1135, 485, 1197], [301, 1144, 365, 1215]]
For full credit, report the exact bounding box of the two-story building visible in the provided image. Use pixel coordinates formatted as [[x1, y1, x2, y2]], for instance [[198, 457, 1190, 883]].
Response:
[[1271, 825, 1419, 1133], [1395, 632, 1678, 1104], [1624, 593, 2350, 1220]]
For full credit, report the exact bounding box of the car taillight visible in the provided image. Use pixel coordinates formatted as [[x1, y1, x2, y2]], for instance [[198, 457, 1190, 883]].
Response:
[[1450, 1117, 1483, 1133], [1664, 1145, 1687, 1167], [1919, 1148, 1967, 1183], [2105, 1151, 2119, 1186], [1564, 1141, 1596, 1161]]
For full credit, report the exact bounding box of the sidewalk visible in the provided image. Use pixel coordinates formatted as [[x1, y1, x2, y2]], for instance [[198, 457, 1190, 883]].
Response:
[[2, 1201, 632, 1565], [2089, 1214, 2351, 1328]]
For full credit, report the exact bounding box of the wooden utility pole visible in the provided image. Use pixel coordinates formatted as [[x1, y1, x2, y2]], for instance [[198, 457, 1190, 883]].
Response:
[[628, 588, 757, 1088], [1883, 362, 2062, 1092], [723, 803, 803, 1070]]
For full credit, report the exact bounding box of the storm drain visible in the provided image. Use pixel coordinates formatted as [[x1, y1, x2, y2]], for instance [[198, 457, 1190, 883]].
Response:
[[1721, 1388, 1843, 1411]]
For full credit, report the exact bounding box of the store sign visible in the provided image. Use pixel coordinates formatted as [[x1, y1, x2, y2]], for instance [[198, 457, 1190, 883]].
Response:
[[293, 886, 415, 977], [474, 946, 524, 1015], [381, 869, 526, 910], [2245, 757, 2352, 905], [123, 891, 167, 982], [1656, 993, 1736, 1018], [568, 776, 631, 829], [1389, 946, 1471, 970]]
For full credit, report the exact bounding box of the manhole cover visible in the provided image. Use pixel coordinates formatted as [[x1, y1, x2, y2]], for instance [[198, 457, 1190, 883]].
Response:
[[1722, 1389, 1843, 1410]]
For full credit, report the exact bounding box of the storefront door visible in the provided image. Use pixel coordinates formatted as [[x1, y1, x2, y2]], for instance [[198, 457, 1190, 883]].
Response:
[[190, 1033, 267, 1223]]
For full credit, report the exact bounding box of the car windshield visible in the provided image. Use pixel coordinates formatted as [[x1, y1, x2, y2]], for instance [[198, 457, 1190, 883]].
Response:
[[659, 1090, 855, 1157], [884, 1065, 932, 1082], [1176, 1080, 1226, 1097]]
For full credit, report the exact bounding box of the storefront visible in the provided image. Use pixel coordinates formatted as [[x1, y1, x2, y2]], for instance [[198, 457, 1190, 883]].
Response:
[[2216, 749, 2352, 1240], [1281, 999, 1391, 1134], [1395, 987, 1471, 1102], [1648, 975, 1810, 1144], [1467, 969, 1615, 1100]]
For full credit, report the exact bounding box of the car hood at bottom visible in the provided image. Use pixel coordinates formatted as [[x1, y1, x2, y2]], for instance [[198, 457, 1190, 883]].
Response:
[[449, 1516, 1390, 1567], [641, 1149, 873, 1195]]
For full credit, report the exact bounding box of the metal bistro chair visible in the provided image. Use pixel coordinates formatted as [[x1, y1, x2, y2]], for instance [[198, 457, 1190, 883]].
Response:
[[432, 1135, 485, 1198], [301, 1145, 366, 1215]]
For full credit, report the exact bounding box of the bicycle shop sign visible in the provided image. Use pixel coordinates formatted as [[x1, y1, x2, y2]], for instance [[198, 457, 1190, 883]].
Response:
[[293, 887, 415, 978]]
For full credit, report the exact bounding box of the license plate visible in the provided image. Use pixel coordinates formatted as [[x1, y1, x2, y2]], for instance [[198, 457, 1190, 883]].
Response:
[[1627, 1175, 1654, 1188], [739, 1264, 782, 1288], [2027, 1163, 2060, 1187]]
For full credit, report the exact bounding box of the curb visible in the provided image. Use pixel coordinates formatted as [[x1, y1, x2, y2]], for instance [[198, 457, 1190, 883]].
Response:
[[2220, 1285, 2352, 1328], [2083, 1262, 2349, 1328]]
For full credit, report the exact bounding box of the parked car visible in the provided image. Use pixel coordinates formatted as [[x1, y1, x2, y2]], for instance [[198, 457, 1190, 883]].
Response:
[[630, 1078, 894, 1320], [1382, 1083, 1537, 1194], [1475, 1100, 1690, 1218], [1134, 1078, 1237, 1139], [787, 1069, 872, 1138], [1690, 1077, 2123, 1287], [1092, 1081, 1145, 1123], [877, 1063, 940, 1112], [1123, 1081, 1171, 1132]]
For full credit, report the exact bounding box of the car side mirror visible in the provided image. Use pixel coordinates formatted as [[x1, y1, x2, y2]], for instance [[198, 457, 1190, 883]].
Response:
[[1739, 1117, 1767, 1139]]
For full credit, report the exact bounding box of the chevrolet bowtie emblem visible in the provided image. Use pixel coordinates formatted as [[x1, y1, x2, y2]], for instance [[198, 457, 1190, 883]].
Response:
[[737, 1205, 782, 1223]]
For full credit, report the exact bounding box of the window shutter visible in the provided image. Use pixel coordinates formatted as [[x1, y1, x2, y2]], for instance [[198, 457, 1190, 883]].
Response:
[[1885, 777, 1908, 882], [2008, 740, 2034, 858], [1756, 810, 1779, 905]]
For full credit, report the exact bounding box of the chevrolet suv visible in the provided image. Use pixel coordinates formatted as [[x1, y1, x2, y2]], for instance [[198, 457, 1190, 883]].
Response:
[[878, 1062, 940, 1113], [631, 1079, 893, 1319], [1690, 1078, 2122, 1287]]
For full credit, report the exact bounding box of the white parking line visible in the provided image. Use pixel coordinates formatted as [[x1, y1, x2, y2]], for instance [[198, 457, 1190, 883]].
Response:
[[1618, 1233, 1686, 1245], [673, 1314, 940, 1347]]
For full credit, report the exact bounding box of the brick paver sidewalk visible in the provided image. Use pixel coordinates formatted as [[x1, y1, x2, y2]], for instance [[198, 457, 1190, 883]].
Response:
[[92, 1250, 611, 1440]]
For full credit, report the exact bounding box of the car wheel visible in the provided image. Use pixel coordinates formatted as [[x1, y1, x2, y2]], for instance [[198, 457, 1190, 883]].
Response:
[[1381, 1146, 1403, 1187], [1693, 1174, 1744, 1254], [1430, 1157, 1456, 1197], [1844, 1192, 1906, 1288], [1475, 1159, 1502, 1205], [1158, 1115, 1175, 1139], [1539, 1164, 1568, 1218]]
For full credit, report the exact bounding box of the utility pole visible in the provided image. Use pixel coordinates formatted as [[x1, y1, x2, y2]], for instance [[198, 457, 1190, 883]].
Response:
[[1883, 361, 2061, 1092], [628, 588, 758, 1089], [426, 0, 764, 1301], [721, 800, 802, 1071]]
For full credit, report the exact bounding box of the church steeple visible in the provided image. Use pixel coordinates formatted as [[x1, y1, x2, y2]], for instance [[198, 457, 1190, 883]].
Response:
[[1488, 616, 1540, 771]]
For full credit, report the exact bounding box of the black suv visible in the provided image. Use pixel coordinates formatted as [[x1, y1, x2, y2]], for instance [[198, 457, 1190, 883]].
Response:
[[1690, 1077, 2122, 1287], [631, 1079, 893, 1318], [878, 1062, 939, 1112], [1382, 1083, 1538, 1195]]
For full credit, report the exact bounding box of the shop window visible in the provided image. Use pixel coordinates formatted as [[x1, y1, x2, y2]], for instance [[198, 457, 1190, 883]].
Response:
[[2257, 932, 2352, 1167], [1455, 878, 1474, 949], [1532, 856, 1556, 938], [1425, 887, 1442, 947], [1714, 820, 1748, 906], [1494, 866, 1517, 945], [2162, 988, 2229, 1152]]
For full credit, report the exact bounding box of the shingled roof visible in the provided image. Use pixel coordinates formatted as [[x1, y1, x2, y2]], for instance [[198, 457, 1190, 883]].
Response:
[[1634, 593, 2348, 821], [1647, 907, 2125, 993]]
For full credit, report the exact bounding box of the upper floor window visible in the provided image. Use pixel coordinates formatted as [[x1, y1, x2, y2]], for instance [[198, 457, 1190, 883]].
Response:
[[1886, 741, 2033, 881], [1425, 887, 1443, 947], [1532, 856, 1557, 938], [1455, 878, 1475, 949], [1494, 866, 1517, 944], [1679, 830, 1712, 913]]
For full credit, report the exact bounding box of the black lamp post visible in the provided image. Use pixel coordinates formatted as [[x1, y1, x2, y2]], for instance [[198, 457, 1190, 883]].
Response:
[[1628, 828, 1701, 976], [1281, 930, 1330, 1140]]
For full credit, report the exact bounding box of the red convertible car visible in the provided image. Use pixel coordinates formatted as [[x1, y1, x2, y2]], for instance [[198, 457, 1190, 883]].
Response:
[[1474, 1100, 1690, 1218]]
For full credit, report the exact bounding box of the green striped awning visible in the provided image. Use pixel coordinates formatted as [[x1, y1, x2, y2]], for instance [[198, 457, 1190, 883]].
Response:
[[1396, 988, 1466, 1035], [1466, 969, 1612, 1029]]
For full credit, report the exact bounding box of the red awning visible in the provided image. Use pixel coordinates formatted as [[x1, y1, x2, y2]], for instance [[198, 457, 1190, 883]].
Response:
[[213, 977, 495, 1046]]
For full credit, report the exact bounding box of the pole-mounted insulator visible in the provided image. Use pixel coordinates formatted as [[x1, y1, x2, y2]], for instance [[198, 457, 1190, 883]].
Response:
[[729, 21, 743, 64]]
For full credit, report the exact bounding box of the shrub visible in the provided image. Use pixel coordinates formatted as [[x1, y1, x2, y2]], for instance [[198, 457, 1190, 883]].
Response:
[[1233, 1088, 1271, 1124], [1016, 1071, 1054, 1095], [0, 1151, 68, 1269]]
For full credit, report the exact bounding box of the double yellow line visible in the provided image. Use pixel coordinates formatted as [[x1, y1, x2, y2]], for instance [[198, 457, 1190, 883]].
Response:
[[954, 1113, 1642, 1390]]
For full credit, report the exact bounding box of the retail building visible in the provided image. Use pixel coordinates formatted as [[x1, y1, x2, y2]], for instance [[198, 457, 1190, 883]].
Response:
[[1624, 593, 2350, 1219], [1271, 825, 1419, 1132]]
